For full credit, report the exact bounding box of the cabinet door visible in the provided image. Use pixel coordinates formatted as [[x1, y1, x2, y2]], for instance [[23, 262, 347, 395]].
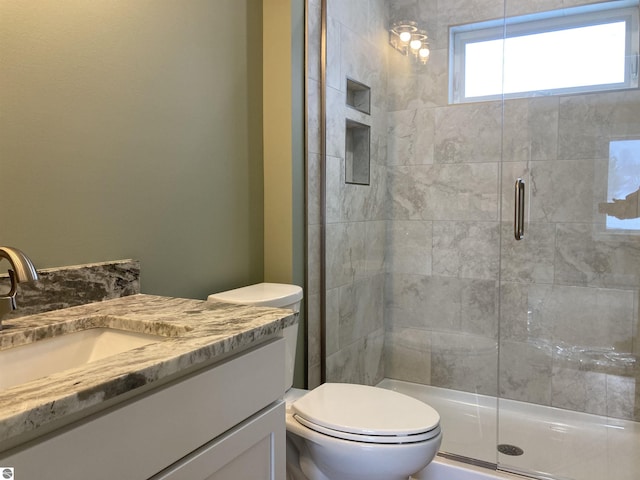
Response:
[[151, 401, 285, 480]]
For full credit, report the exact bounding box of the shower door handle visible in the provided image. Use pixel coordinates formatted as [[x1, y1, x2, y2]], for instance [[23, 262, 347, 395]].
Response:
[[514, 178, 525, 240]]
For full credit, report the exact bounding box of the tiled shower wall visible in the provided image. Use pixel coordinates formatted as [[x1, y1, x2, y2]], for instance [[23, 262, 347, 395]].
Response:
[[307, 0, 639, 420], [323, 0, 389, 386], [306, 0, 390, 387], [384, 0, 640, 421], [384, 0, 502, 397]]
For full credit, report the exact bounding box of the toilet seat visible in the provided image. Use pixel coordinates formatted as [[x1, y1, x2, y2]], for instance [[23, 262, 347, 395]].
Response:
[[291, 383, 440, 445]]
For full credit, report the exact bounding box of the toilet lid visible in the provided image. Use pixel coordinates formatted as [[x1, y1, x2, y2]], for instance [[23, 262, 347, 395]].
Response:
[[291, 383, 440, 442]]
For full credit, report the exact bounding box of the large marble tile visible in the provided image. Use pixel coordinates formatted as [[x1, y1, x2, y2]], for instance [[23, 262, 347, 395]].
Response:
[[338, 275, 384, 348], [435, 0, 505, 52], [369, 157, 389, 221], [387, 108, 435, 166], [500, 222, 556, 284], [326, 329, 384, 386], [326, 287, 340, 357], [434, 102, 502, 164], [367, 0, 389, 50], [432, 221, 500, 280], [325, 86, 346, 159], [459, 278, 499, 339], [499, 281, 553, 343], [307, 152, 321, 226], [308, 363, 322, 390], [341, 183, 371, 222], [558, 90, 640, 161], [387, 163, 499, 221], [326, 13, 342, 91], [327, 138, 387, 225], [307, 79, 321, 156], [502, 158, 603, 226], [606, 374, 637, 420], [363, 329, 385, 385], [326, 339, 362, 384], [385, 326, 432, 385], [364, 221, 386, 275], [503, 97, 559, 162], [387, 48, 449, 110], [307, 224, 322, 296], [306, 292, 322, 371], [325, 222, 366, 289], [325, 154, 343, 224], [327, 0, 370, 42], [550, 361, 607, 416], [342, 167, 386, 222], [385, 273, 498, 338], [385, 274, 463, 331], [386, 220, 433, 275], [532, 283, 634, 351], [430, 331, 498, 396], [554, 223, 640, 289], [500, 339, 553, 405], [528, 160, 596, 223], [501, 281, 637, 385], [340, 22, 387, 110]]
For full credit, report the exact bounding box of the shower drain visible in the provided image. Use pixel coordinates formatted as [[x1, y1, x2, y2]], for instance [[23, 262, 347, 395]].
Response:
[[497, 444, 524, 456]]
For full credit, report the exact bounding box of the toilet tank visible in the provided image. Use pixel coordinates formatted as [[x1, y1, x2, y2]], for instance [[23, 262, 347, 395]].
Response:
[[207, 283, 303, 390]]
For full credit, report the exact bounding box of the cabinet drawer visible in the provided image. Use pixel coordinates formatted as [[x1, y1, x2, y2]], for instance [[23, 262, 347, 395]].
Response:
[[2, 338, 285, 480]]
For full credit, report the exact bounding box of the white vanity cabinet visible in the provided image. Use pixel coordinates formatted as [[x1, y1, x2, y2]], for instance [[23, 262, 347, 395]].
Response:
[[1, 338, 286, 480]]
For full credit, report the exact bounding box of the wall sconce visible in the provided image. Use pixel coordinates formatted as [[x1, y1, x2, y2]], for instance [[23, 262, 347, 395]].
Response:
[[389, 20, 430, 65]]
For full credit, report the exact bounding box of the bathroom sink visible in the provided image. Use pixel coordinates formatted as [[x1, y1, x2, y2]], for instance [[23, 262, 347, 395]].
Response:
[[0, 328, 164, 391]]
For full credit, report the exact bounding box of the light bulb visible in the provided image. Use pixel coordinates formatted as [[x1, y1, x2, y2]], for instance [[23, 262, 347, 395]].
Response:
[[399, 31, 411, 43], [419, 47, 430, 58], [410, 39, 422, 50]]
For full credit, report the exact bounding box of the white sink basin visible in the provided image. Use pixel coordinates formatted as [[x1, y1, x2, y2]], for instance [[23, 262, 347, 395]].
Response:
[[0, 328, 163, 391]]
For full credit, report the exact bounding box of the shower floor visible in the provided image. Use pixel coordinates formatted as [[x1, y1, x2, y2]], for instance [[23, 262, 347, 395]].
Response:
[[378, 379, 640, 480]]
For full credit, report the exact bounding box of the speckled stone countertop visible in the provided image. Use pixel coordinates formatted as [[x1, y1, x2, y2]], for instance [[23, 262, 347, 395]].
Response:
[[0, 294, 297, 451]]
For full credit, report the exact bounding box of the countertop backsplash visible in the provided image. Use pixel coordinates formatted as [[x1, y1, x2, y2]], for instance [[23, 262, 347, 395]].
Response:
[[0, 259, 140, 319]]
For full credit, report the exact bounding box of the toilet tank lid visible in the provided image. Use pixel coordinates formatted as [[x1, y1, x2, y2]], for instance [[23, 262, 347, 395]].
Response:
[[208, 283, 303, 308]]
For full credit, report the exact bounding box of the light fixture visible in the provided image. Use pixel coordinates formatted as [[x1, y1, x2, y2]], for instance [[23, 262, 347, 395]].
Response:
[[389, 20, 430, 65]]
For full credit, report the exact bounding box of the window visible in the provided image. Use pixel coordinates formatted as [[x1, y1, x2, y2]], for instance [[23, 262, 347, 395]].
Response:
[[601, 139, 640, 232], [450, 1, 640, 103]]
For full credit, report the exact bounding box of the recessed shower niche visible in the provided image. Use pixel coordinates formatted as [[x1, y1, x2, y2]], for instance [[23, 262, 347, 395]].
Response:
[[344, 78, 371, 186], [345, 119, 370, 185], [346, 78, 371, 114]]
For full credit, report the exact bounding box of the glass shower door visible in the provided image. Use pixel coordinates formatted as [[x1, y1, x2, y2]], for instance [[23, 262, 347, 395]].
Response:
[[497, 2, 640, 479]]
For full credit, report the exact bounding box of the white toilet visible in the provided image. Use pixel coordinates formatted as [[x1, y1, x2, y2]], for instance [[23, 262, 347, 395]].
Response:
[[208, 283, 442, 480]]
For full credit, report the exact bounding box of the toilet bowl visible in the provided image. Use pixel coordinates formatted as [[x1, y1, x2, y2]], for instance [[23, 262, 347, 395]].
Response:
[[208, 283, 442, 480]]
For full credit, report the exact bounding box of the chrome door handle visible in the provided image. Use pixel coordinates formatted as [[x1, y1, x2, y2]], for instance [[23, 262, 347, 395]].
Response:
[[514, 178, 525, 240]]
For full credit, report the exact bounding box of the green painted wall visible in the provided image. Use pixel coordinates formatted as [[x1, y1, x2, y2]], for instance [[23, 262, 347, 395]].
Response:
[[0, 0, 264, 299]]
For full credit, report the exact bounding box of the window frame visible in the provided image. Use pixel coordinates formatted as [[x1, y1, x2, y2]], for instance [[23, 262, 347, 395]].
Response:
[[449, 0, 640, 104]]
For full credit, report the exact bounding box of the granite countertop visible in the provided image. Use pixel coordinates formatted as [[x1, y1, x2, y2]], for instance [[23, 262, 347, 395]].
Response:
[[0, 294, 297, 451]]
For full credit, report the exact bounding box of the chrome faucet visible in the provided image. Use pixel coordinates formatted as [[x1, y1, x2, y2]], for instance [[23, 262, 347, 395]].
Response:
[[0, 247, 39, 330]]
